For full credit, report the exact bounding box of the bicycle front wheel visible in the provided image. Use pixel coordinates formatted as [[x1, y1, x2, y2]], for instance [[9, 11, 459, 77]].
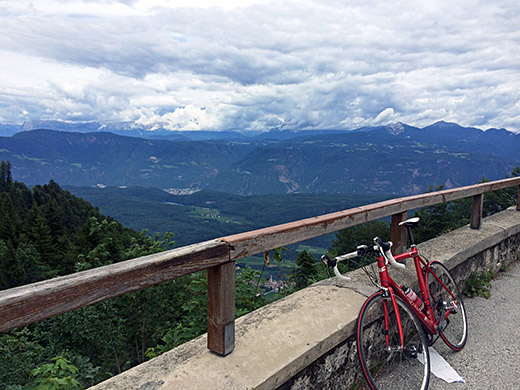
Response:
[[427, 261, 468, 351], [357, 291, 430, 390]]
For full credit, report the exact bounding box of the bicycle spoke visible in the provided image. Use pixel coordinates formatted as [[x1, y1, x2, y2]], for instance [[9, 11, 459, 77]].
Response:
[[357, 292, 430, 390]]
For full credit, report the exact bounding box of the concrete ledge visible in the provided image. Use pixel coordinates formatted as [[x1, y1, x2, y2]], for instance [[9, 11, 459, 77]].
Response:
[[90, 208, 520, 390], [417, 207, 520, 270], [90, 285, 366, 390]]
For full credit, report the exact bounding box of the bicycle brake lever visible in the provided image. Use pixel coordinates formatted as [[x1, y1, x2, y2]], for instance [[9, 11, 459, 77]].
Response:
[[356, 244, 368, 256], [321, 254, 332, 279]]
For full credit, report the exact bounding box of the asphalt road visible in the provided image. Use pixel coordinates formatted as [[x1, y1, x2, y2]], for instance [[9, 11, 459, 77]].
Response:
[[428, 259, 520, 389]]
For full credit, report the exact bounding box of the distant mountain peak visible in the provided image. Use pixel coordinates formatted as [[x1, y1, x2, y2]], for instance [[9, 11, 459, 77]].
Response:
[[21, 120, 103, 132], [434, 120, 456, 125], [429, 120, 467, 130]]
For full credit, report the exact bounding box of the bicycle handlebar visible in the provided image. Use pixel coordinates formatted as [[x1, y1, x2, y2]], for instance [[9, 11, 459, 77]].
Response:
[[374, 237, 406, 270], [321, 237, 405, 280]]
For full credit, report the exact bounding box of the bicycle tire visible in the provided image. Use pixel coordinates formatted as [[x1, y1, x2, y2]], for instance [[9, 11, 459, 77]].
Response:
[[426, 261, 468, 351], [357, 291, 430, 390]]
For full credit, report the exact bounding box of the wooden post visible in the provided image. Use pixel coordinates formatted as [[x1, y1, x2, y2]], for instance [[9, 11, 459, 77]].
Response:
[[207, 262, 235, 356], [470, 193, 484, 229], [391, 211, 408, 255], [517, 185, 520, 211]]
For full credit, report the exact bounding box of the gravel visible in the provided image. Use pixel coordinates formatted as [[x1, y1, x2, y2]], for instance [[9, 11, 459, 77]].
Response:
[[428, 260, 520, 389]]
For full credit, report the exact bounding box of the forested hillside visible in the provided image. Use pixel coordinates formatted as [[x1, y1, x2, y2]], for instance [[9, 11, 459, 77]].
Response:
[[0, 129, 254, 190], [0, 163, 148, 290], [0, 161, 263, 389]]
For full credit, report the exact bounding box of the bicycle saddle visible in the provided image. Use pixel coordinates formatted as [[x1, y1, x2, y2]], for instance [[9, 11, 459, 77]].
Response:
[[399, 216, 420, 227]]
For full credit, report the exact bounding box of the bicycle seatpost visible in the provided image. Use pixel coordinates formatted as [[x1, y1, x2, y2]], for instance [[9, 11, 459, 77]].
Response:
[[406, 225, 416, 246]]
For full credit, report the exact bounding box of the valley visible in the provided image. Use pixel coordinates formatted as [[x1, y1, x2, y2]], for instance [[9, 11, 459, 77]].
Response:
[[3, 120, 519, 279], [65, 186, 390, 280]]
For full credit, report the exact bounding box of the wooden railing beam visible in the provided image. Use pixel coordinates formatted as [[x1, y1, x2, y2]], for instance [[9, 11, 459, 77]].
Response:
[[0, 240, 230, 333], [222, 177, 520, 259]]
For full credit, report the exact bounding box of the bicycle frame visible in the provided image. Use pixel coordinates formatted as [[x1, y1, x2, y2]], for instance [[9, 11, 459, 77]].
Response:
[[376, 246, 459, 342], [352, 228, 467, 389]]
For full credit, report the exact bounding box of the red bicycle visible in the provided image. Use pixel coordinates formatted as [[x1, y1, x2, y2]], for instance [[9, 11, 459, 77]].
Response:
[[322, 217, 468, 390]]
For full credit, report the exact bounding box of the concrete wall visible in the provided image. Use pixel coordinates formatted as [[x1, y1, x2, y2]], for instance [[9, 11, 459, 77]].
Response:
[[89, 207, 520, 390]]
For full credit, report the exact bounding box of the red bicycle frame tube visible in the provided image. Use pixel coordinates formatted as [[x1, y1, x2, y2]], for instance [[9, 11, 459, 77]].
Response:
[[422, 261, 458, 302], [376, 247, 444, 336], [383, 297, 391, 348]]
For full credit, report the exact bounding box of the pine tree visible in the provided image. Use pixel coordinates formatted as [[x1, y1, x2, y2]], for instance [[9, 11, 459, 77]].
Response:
[[25, 203, 59, 272], [6, 161, 12, 188], [0, 239, 25, 289], [0, 160, 10, 192], [330, 220, 390, 256], [17, 242, 47, 284], [0, 193, 19, 245], [290, 250, 318, 290]]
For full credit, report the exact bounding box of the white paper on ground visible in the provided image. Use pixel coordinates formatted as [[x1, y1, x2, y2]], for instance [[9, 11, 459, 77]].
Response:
[[417, 347, 465, 383]]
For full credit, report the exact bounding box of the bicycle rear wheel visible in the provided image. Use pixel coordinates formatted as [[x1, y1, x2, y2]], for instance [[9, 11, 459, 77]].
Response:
[[357, 291, 430, 390], [426, 261, 468, 351]]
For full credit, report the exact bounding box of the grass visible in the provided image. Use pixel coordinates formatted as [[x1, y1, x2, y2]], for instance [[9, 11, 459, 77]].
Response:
[[464, 254, 520, 299], [463, 269, 496, 299]]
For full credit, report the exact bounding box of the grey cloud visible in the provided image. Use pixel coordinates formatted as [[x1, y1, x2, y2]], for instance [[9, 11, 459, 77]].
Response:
[[1, 0, 520, 131]]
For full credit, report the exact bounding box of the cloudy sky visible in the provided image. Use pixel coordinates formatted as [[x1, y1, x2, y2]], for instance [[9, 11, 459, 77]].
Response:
[[1, 0, 519, 132]]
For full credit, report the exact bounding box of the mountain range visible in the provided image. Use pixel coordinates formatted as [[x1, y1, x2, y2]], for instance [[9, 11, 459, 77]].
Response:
[[0, 121, 518, 196], [0, 119, 379, 141]]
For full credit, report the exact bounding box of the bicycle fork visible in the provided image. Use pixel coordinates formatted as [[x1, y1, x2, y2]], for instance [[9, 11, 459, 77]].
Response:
[[381, 288, 424, 360], [382, 289, 406, 353]]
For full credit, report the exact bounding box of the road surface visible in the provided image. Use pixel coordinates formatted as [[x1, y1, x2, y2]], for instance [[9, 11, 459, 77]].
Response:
[[429, 259, 520, 389]]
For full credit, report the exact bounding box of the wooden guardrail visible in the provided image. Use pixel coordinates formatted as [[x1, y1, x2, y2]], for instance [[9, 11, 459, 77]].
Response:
[[1, 177, 519, 356]]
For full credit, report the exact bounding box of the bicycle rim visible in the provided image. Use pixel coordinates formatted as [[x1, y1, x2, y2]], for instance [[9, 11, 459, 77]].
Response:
[[357, 292, 430, 390], [427, 261, 468, 351]]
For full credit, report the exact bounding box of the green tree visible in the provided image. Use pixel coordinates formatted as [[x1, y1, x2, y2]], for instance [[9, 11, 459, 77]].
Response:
[[0, 240, 26, 289], [75, 217, 127, 270], [0, 169, 187, 387], [0, 160, 13, 193], [143, 272, 209, 359], [17, 242, 47, 284], [235, 266, 266, 316], [24, 203, 59, 272], [329, 220, 390, 257], [482, 168, 519, 216], [0, 193, 19, 245], [290, 250, 318, 290], [0, 329, 50, 389], [412, 185, 470, 244]]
